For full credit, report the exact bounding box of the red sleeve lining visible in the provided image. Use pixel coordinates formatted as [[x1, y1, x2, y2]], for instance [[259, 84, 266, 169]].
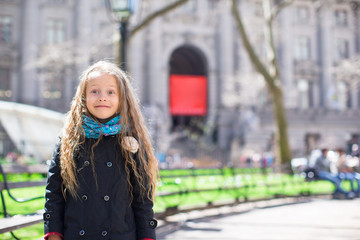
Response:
[[44, 232, 63, 240], [44, 232, 153, 240]]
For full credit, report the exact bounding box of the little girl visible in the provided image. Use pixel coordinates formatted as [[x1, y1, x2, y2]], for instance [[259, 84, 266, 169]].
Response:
[[44, 61, 158, 240]]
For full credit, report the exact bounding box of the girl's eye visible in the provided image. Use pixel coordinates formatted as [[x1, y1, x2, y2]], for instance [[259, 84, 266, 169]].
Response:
[[91, 90, 98, 94], [108, 90, 116, 95]]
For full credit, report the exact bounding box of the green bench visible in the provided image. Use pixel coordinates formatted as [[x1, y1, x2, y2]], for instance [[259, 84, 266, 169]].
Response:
[[0, 164, 48, 236]]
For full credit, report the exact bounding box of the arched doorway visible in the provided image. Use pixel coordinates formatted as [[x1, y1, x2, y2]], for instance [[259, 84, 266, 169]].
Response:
[[169, 46, 207, 134]]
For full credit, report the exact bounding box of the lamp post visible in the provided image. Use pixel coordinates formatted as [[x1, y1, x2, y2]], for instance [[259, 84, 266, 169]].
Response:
[[106, 0, 136, 71]]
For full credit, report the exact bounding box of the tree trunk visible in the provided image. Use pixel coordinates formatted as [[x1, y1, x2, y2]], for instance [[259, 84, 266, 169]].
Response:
[[269, 84, 292, 172], [231, 0, 293, 172]]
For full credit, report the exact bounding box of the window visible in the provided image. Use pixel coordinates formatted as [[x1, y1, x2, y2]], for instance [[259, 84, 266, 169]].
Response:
[[295, 6, 310, 24], [182, 0, 196, 13], [255, 37, 266, 59], [0, 68, 11, 99], [0, 16, 12, 43], [346, 83, 352, 109], [42, 73, 63, 100], [295, 36, 311, 60], [47, 0, 66, 4], [46, 19, 65, 45], [254, 2, 263, 17], [308, 81, 314, 108], [357, 83, 360, 108], [336, 38, 349, 60], [338, 81, 351, 110], [297, 79, 309, 109], [334, 9, 348, 27], [207, 0, 218, 11]]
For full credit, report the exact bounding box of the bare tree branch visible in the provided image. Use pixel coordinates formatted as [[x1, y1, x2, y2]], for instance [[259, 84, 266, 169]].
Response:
[[129, 0, 190, 40], [263, 0, 282, 81], [270, 0, 294, 21], [231, 0, 274, 86]]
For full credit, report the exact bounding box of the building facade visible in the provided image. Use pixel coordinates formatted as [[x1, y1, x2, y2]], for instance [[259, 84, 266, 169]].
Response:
[[1, 0, 360, 163], [0, 0, 113, 111]]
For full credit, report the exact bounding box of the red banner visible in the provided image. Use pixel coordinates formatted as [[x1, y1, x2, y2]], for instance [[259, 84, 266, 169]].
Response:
[[169, 75, 207, 116]]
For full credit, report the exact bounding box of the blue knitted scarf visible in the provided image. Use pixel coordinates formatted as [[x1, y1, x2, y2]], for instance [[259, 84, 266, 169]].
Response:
[[82, 115, 125, 139]]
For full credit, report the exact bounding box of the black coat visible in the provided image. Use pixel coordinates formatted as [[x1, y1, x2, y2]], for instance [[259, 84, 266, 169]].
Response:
[[44, 136, 157, 240]]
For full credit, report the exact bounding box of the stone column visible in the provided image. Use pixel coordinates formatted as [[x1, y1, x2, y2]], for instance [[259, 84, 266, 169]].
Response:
[[353, 2, 360, 53], [19, 1, 40, 105], [218, 2, 234, 107], [279, 6, 296, 108], [317, 3, 333, 109], [128, 29, 145, 102], [75, 0, 92, 73], [147, 2, 163, 108], [217, 2, 234, 163]]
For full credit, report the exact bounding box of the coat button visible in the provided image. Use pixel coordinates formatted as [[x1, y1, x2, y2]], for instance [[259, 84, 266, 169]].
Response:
[[79, 230, 85, 236], [104, 195, 110, 201], [102, 230, 108, 236], [107, 162, 112, 167], [84, 161, 90, 166], [149, 219, 157, 228], [82, 195, 88, 201]]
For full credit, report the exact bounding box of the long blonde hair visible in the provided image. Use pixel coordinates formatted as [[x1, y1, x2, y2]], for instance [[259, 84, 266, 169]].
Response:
[[60, 60, 158, 201]]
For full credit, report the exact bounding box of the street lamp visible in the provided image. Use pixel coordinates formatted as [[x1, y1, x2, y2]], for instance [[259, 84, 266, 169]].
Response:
[[106, 0, 137, 71]]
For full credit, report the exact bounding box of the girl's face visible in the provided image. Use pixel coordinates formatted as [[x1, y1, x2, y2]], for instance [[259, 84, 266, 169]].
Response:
[[85, 72, 120, 120]]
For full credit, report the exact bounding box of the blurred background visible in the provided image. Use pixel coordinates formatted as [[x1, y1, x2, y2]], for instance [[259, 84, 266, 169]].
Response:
[[0, 0, 360, 171], [2, 1, 360, 239]]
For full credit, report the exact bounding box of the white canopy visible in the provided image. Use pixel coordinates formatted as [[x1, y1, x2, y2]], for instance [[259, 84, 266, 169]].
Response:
[[0, 101, 65, 162]]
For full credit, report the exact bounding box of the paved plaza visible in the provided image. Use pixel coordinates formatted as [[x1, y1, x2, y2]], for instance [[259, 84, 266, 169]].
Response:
[[157, 197, 360, 240]]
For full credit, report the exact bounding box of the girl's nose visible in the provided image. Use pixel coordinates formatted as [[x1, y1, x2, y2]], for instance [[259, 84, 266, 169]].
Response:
[[98, 92, 107, 101]]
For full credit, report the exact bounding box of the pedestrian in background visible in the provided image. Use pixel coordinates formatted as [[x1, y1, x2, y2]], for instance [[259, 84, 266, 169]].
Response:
[[337, 148, 360, 198], [314, 148, 354, 199], [43, 61, 158, 240]]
